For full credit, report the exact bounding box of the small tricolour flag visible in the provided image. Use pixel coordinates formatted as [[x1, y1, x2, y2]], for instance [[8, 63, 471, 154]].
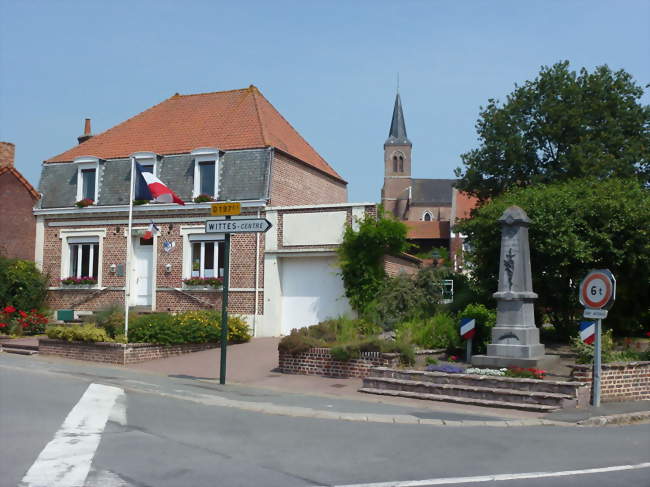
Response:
[[134, 161, 185, 205], [579, 321, 596, 345], [142, 221, 160, 240], [460, 318, 476, 340]]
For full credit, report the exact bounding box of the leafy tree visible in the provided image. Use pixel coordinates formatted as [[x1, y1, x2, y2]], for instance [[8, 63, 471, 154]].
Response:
[[455, 178, 650, 339], [337, 209, 409, 313], [0, 256, 48, 311], [455, 61, 650, 201]]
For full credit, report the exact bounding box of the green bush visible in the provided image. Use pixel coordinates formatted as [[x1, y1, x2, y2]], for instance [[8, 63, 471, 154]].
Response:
[[0, 257, 48, 312], [46, 324, 112, 342], [572, 329, 649, 364], [94, 305, 125, 338], [457, 304, 496, 354], [127, 311, 251, 345], [277, 331, 324, 355]]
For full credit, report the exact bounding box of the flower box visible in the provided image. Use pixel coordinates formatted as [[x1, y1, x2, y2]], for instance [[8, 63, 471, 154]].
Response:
[[182, 285, 222, 292]]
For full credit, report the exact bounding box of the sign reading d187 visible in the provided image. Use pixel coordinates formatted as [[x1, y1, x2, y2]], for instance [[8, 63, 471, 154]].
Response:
[[579, 269, 616, 310]]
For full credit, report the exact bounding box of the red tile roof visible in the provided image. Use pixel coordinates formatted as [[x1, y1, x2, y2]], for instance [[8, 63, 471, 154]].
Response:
[[46, 86, 345, 182], [453, 190, 479, 221], [0, 166, 40, 200], [406, 221, 450, 240]]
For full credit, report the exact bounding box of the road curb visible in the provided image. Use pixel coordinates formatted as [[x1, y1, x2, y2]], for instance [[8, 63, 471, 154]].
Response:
[[575, 410, 650, 426]]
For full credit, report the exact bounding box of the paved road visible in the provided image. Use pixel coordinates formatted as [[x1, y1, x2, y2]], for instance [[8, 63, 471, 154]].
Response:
[[1, 353, 649, 487]]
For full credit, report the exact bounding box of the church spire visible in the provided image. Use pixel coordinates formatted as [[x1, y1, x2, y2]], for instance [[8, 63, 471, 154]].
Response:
[[385, 93, 411, 147]]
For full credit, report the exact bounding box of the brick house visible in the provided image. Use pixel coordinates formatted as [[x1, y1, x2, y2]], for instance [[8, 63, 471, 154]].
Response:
[[380, 93, 478, 261], [0, 142, 40, 260], [35, 86, 373, 336]]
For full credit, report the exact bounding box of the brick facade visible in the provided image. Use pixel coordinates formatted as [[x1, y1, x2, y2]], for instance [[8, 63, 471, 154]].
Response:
[[0, 171, 38, 260], [570, 362, 650, 402], [279, 347, 399, 378], [270, 151, 347, 206], [39, 338, 218, 365]]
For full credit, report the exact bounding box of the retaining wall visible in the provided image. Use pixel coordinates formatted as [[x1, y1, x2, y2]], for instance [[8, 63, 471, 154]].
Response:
[[279, 348, 399, 378], [571, 362, 650, 402], [39, 338, 217, 365]]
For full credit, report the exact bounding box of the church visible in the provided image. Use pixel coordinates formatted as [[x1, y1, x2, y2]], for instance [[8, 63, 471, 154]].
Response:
[[380, 93, 478, 266]]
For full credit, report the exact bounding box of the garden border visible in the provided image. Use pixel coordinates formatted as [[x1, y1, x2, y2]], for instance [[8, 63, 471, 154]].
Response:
[[39, 338, 218, 365], [279, 347, 400, 378]]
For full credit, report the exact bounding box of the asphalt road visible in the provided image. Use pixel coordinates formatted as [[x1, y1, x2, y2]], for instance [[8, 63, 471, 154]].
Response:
[[1, 353, 649, 487]]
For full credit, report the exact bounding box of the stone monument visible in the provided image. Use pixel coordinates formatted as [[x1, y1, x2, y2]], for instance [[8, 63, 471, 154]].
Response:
[[472, 206, 559, 368]]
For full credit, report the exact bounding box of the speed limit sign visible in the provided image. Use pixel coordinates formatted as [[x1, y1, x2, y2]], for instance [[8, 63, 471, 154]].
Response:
[[579, 269, 616, 310]]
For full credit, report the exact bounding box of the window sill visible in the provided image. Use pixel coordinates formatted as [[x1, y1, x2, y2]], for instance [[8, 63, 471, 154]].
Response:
[[56, 284, 101, 290], [181, 285, 222, 292]]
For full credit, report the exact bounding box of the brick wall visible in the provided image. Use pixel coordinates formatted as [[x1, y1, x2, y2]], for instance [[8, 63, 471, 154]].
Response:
[[279, 347, 399, 378], [571, 362, 650, 402], [39, 338, 218, 364], [270, 152, 347, 206], [383, 254, 421, 277], [0, 171, 37, 260]]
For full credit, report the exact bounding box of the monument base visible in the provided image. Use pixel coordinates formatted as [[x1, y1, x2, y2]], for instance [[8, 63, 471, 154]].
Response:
[[471, 354, 561, 370]]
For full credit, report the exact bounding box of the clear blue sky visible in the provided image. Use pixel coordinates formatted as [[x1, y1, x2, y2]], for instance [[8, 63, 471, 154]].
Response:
[[1, 0, 648, 202]]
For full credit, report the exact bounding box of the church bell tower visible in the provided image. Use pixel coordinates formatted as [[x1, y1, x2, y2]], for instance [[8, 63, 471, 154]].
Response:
[[381, 93, 412, 216]]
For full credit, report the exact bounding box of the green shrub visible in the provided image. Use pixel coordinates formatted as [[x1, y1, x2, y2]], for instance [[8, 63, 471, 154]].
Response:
[[127, 311, 251, 345], [457, 304, 496, 354], [0, 257, 48, 312], [370, 275, 426, 330], [46, 324, 112, 342], [278, 331, 324, 355], [425, 356, 438, 365], [572, 329, 648, 364], [94, 305, 125, 338]]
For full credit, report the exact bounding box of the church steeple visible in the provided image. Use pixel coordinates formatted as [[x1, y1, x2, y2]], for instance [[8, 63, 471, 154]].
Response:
[[385, 93, 411, 147]]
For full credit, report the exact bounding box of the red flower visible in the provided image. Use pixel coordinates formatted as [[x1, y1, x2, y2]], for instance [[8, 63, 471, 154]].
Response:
[[19, 310, 27, 318], [646, 331, 650, 338], [3, 305, 16, 313], [0, 323, 6, 328]]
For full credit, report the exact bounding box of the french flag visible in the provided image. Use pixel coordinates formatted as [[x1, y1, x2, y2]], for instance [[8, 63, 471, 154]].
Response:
[[134, 161, 184, 205], [579, 321, 596, 345]]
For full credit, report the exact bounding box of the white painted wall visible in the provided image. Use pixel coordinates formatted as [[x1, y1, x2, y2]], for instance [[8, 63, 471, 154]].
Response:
[[282, 211, 347, 246], [279, 256, 353, 335]]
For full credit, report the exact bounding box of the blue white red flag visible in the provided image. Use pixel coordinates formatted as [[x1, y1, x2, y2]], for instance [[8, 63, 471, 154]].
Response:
[[143, 221, 160, 240], [579, 321, 596, 345], [134, 161, 184, 205], [459, 318, 476, 340]]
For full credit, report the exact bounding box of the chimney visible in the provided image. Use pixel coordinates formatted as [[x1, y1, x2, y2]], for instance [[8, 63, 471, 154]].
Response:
[[0, 142, 15, 169], [77, 118, 93, 144]]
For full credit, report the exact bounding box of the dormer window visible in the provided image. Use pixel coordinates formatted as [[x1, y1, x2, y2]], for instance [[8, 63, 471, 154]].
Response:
[[192, 148, 220, 200], [74, 156, 100, 203]]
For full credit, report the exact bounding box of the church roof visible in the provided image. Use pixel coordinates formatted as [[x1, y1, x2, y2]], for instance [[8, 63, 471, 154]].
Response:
[[385, 93, 411, 146], [411, 178, 455, 206]]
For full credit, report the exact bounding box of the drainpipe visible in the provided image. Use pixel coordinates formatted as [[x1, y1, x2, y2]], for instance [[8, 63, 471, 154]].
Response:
[[253, 209, 261, 336]]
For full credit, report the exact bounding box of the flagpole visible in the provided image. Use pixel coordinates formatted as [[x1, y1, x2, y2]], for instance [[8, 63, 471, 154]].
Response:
[[124, 156, 135, 341]]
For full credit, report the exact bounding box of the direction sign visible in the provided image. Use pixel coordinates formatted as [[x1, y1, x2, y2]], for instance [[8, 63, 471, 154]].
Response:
[[205, 218, 272, 234], [579, 269, 616, 310], [211, 202, 241, 216], [584, 308, 608, 319]]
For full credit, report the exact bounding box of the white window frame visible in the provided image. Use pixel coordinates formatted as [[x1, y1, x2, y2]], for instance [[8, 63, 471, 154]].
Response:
[[59, 228, 107, 286], [191, 147, 220, 199], [189, 239, 225, 278], [180, 226, 225, 281], [131, 151, 158, 176], [74, 156, 100, 203], [422, 211, 433, 221]]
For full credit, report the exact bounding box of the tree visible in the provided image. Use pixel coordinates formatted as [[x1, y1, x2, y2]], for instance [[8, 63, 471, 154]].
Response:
[[337, 210, 409, 313], [455, 178, 650, 339], [0, 256, 48, 312], [455, 61, 650, 201]]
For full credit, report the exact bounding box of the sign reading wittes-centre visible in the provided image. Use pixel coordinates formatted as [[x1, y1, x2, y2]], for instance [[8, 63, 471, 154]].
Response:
[[205, 218, 272, 234]]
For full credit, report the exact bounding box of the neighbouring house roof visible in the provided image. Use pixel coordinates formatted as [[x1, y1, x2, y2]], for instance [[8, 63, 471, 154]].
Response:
[[411, 179, 454, 206], [0, 166, 40, 200], [45, 86, 345, 183], [453, 189, 480, 222], [405, 220, 450, 240]]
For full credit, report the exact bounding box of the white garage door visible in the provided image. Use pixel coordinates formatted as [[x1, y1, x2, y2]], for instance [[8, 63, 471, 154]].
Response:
[[280, 256, 353, 334]]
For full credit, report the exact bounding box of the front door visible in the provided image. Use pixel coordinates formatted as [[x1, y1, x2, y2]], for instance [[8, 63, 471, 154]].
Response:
[[131, 237, 154, 306]]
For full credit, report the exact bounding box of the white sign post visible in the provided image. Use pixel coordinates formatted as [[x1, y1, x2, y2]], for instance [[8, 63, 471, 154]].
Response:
[[579, 269, 616, 407]]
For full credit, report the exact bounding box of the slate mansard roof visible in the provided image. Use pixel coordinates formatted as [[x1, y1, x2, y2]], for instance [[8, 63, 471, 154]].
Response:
[[45, 85, 344, 182]]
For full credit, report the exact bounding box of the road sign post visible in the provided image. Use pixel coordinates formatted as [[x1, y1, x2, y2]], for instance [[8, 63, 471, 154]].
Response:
[[205, 210, 272, 385], [578, 269, 616, 407]]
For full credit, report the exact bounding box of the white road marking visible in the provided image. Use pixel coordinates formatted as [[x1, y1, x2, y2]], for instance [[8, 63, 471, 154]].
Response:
[[20, 383, 124, 487], [331, 462, 650, 486]]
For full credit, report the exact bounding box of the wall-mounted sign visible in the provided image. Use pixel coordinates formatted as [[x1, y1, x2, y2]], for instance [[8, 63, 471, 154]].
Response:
[[162, 241, 176, 253]]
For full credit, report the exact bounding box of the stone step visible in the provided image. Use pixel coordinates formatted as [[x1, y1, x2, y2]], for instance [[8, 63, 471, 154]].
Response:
[[358, 387, 559, 413], [362, 377, 576, 408], [0, 343, 39, 351], [368, 367, 586, 396], [2, 347, 39, 356]]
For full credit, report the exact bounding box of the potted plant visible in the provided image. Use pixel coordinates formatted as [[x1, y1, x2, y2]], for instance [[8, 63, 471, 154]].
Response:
[[182, 277, 223, 290], [193, 194, 215, 203], [75, 198, 94, 208], [61, 276, 98, 288]]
